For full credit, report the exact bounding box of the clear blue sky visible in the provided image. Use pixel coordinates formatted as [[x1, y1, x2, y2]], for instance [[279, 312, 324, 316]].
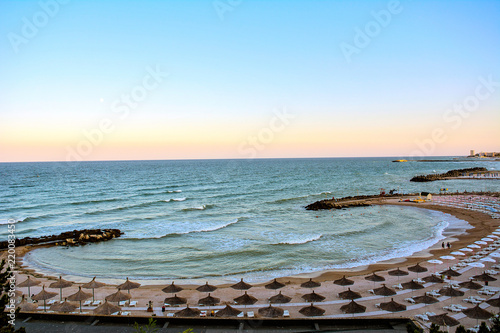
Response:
[[1, 0, 499, 162]]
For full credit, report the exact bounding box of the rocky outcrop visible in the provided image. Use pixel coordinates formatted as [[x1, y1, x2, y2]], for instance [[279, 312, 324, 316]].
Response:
[[410, 167, 488, 182], [0, 228, 122, 250], [305, 200, 371, 210]]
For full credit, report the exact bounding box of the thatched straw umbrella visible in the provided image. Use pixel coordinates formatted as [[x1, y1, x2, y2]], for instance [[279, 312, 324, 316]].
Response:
[[473, 272, 497, 283], [105, 289, 131, 305], [423, 275, 444, 284], [269, 291, 292, 304], [17, 296, 38, 312], [365, 272, 385, 286], [439, 268, 461, 280], [338, 288, 361, 300], [67, 286, 92, 312], [231, 278, 252, 294], [234, 291, 257, 305], [439, 286, 464, 305], [50, 299, 77, 313], [49, 276, 73, 302], [258, 304, 284, 318], [486, 297, 500, 312], [82, 277, 105, 302], [340, 300, 366, 314], [198, 293, 220, 306], [175, 305, 201, 317], [302, 290, 326, 302], [215, 304, 242, 317], [379, 298, 406, 312], [462, 305, 493, 326], [413, 294, 439, 305], [32, 286, 57, 312], [408, 263, 428, 276], [163, 294, 187, 306], [334, 275, 354, 288], [18, 276, 40, 297], [373, 284, 396, 297], [388, 267, 408, 277], [301, 278, 321, 289], [196, 281, 217, 293], [265, 278, 285, 290], [459, 280, 482, 290], [401, 280, 424, 293], [93, 300, 121, 315], [428, 313, 460, 330], [299, 303, 325, 317], [162, 282, 183, 294], [117, 277, 141, 294]]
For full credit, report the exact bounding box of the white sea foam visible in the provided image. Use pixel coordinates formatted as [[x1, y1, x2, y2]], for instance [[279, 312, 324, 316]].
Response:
[[172, 197, 187, 201], [168, 190, 182, 193], [276, 234, 322, 245]]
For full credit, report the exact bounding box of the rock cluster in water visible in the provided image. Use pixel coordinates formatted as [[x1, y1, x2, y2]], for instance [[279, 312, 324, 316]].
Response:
[[0, 228, 122, 249], [410, 167, 488, 182]]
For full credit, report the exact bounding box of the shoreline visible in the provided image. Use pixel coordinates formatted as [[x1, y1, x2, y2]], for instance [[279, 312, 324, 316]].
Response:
[[11, 195, 498, 288]]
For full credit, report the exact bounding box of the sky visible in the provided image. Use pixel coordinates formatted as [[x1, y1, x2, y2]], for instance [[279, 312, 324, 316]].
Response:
[[1, 0, 499, 162]]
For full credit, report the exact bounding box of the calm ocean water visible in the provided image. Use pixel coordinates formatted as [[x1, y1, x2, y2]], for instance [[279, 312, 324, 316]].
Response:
[[1, 157, 499, 283]]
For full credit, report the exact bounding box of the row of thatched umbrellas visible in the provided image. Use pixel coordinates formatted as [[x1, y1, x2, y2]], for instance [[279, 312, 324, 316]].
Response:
[[17, 264, 499, 320]]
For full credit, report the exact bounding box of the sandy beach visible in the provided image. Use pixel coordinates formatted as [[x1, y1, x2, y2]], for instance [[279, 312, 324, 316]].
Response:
[[5, 194, 500, 331]]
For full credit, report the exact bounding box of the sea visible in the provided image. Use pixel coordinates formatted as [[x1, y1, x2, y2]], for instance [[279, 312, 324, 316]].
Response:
[[1, 157, 499, 283]]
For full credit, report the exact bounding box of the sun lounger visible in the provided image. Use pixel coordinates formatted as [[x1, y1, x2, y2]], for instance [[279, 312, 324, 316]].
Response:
[[452, 304, 467, 310], [393, 284, 403, 290], [247, 311, 254, 318], [283, 310, 290, 317], [425, 312, 436, 317], [414, 314, 429, 321], [368, 289, 375, 294], [472, 296, 485, 301], [413, 278, 425, 284], [478, 290, 495, 295], [405, 298, 416, 304], [47, 300, 56, 305], [237, 312, 244, 318], [166, 313, 174, 317], [92, 300, 101, 306], [486, 270, 499, 275], [83, 300, 92, 306], [200, 311, 207, 317], [119, 301, 126, 306], [111, 311, 120, 315], [375, 303, 381, 308], [129, 301, 137, 307]]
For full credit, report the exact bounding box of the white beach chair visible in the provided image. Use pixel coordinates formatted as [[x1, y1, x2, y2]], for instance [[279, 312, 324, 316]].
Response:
[[393, 284, 403, 290], [414, 314, 429, 321], [129, 301, 137, 307], [166, 313, 174, 317], [92, 300, 101, 306], [83, 300, 92, 306], [405, 298, 415, 304], [122, 311, 130, 316], [283, 310, 290, 317], [247, 311, 254, 318], [375, 303, 381, 308], [111, 311, 120, 316], [119, 301, 126, 306], [47, 300, 56, 305], [200, 311, 207, 317]]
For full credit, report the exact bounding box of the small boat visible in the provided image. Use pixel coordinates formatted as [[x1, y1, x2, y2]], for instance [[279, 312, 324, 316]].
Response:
[[392, 159, 408, 163]]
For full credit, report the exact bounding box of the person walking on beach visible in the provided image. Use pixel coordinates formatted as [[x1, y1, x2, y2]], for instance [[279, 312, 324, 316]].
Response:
[[442, 242, 445, 249], [447, 242, 451, 249]]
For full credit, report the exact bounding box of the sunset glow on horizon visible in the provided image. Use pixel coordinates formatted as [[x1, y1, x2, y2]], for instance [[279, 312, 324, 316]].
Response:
[[1, 0, 499, 163]]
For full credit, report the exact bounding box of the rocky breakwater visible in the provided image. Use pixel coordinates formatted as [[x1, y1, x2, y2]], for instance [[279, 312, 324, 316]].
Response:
[[305, 194, 401, 211], [410, 167, 488, 182], [0, 228, 122, 250]]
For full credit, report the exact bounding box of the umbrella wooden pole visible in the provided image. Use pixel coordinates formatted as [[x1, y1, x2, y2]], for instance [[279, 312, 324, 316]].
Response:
[[59, 288, 62, 302], [92, 288, 95, 303]]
